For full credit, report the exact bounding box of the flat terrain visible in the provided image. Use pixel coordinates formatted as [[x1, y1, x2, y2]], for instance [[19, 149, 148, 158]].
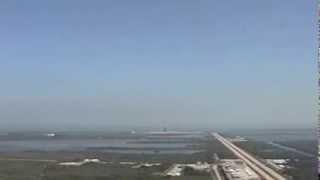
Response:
[[0, 160, 48, 180], [234, 140, 317, 180], [0, 159, 213, 180], [0, 138, 213, 180], [0, 130, 316, 180]]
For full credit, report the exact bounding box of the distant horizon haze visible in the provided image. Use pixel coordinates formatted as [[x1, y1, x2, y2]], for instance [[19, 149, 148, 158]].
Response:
[[0, 0, 316, 130]]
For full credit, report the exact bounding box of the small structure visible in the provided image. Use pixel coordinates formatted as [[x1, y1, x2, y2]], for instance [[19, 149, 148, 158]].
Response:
[[228, 136, 248, 142], [163, 162, 210, 177], [220, 159, 261, 180], [186, 161, 210, 171], [132, 162, 161, 168], [265, 159, 289, 171], [59, 158, 106, 166], [165, 164, 184, 176], [45, 133, 56, 137]]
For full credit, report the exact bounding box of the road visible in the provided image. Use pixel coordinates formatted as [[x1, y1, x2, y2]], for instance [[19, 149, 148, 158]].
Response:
[[212, 132, 286, 180], [211, 164, 223, 180]]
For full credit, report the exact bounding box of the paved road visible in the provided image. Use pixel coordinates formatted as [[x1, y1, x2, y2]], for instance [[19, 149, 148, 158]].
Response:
[[212, 132, 286, 180], [211, 164, 223, 180]]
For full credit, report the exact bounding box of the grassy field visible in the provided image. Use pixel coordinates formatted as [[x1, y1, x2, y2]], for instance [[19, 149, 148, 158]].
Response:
[[0, 160, 48, 180], [234, 140, 317, 180], [0, 158, 213, 180]]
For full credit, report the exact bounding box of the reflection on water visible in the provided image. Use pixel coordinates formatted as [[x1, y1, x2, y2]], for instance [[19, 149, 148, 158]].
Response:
[[0, 132, 206, 154], [225, 129, 316, 141]]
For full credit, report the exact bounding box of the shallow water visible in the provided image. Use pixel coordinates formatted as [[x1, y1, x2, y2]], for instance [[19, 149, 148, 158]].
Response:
[[0, 135, 205, 154]]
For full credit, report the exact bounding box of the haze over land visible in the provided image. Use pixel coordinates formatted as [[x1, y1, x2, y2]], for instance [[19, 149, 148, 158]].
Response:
[[0, 0, 316, 131]]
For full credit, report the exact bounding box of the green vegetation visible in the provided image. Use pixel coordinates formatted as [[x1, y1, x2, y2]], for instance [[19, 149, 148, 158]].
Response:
[[235, 141, 301, 159], [206, 135, 236, 159], [0, 134, 314, 180], [234, 140, 317, 180], [0, 160, 48, 180], [274, 140, 317, 155], [0, 160, 213, 180], [43, 163, 166, 180]]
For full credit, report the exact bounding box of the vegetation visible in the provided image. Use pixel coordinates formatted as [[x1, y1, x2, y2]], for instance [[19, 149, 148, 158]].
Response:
[[234, 140, 317, 180], [0, 135, 315, 180]]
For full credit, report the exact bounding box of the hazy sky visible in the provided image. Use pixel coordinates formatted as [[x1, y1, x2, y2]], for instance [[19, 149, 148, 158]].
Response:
[[0, 0, 316, 131]]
